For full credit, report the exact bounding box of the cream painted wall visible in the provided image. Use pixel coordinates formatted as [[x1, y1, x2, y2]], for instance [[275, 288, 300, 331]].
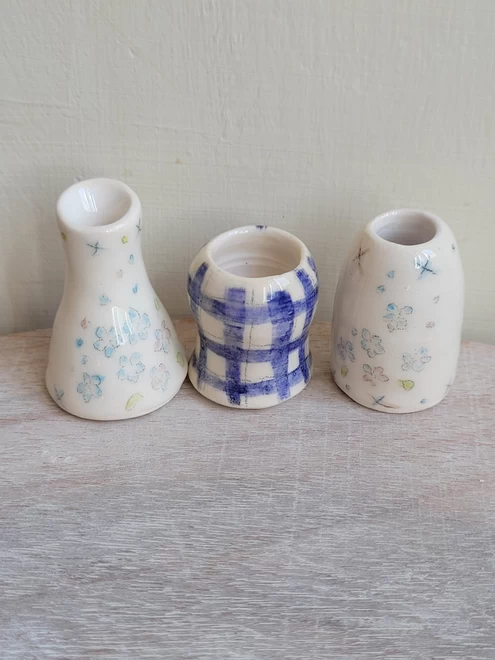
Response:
[[1, 0, 494, 342]]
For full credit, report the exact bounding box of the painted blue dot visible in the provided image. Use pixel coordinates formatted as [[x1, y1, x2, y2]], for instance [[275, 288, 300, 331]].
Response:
[[82, 355, 88, 364], [387, 270, 395, 278], [377, 285, 386, 294], [420, 399, 427, 404], [132, 283, 139, 294], [76, 338, 84, 348], [129, 254, 135, 264]]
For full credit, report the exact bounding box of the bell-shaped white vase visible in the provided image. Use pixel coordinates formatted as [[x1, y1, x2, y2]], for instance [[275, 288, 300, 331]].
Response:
[[46, 178, 187, 420], [331, 209, 464, 413]]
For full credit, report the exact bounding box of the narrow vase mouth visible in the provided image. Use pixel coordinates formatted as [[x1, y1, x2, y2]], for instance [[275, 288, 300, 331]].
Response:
[[208, 226, 306, 279], [369, 209, 441, 247], [57, 178, 140, 234]]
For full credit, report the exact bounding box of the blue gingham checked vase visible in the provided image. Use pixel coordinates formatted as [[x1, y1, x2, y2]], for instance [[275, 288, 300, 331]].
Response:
[[187, 226, 319, 409]]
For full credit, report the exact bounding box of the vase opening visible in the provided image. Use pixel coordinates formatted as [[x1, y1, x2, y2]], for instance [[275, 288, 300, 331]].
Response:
[[210, 227, 302, 278], [372, 210, 437, 246], [57, 179, 134, 229]]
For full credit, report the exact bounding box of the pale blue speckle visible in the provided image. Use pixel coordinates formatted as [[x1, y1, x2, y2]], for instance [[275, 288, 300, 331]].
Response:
[[99, 294, 111, 306], [377, 285, 386, 294], [76, 338, 84, 348], [129, 254, 135, 264], [387, 270, 395, 278], [82, 354, 88, 365], [132, 283, 139, 294], [420, 399, 427, 404]]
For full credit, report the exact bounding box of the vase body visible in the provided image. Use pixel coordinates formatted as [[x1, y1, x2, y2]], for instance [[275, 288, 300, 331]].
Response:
[[46, 178, 187, 420], [187, 225, 319, 409], [331, 209, 464, 413]]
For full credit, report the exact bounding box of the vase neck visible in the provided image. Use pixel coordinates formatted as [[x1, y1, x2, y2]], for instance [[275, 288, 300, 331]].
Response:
[[56, 178, 146, 281], [60, 224, 145, 282]]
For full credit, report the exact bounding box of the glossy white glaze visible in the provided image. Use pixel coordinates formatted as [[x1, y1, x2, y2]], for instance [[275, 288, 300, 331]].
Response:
[[188, 226, 319, 408], [331, 209, 464, 413], [46, 178, 187, 420]]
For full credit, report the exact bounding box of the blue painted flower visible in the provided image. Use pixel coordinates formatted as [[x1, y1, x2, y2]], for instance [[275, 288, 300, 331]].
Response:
[[54, 386, 64, 402], [94, 326, 122, 358], [337, 336, 355, 362], [361, 328, 385, 358], [363, 364, 389, 386], [154, 321, 171, 353], [402, 347, 431, 372], [77, 373, 104, 402], [123, 308, 151, 344], [371, 395, 400, 410], [414, 249, 437, 279], [151, 363, 170, 391], [117, 352, 145, 383], [383, 303, 413, 332], [87, 241, 104, 256], [75, 338, 84, 348]]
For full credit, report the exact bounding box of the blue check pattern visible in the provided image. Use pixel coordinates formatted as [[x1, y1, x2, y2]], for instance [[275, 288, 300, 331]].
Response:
[[188, 257, 319, 406]]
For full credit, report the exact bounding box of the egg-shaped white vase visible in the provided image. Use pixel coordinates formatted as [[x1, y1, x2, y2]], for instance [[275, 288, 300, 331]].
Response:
[[187, 225, 319, 409], [46, 178, 187, 420], [331, 209, 464, 413]]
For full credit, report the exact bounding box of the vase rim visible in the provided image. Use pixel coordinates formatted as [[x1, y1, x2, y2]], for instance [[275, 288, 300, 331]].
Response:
[[205, 225, 310, 281], [366, 208, 446, 249], [56, 178, 141, 235]]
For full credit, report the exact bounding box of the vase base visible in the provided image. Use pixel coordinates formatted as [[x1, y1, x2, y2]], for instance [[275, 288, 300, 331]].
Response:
[[332, 375, 448, 414], [46, 369, 187, 421], [188, 358, 312, 409]]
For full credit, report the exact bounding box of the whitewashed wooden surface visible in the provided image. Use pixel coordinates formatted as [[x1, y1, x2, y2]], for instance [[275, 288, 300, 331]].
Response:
[[0, 320, 494, 660]]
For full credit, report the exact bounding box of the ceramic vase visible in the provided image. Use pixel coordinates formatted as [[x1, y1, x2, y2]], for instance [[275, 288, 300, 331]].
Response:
[[187, 225, 319, 408], [46, 178, 187, 420], [331, 209, 464, 413]]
